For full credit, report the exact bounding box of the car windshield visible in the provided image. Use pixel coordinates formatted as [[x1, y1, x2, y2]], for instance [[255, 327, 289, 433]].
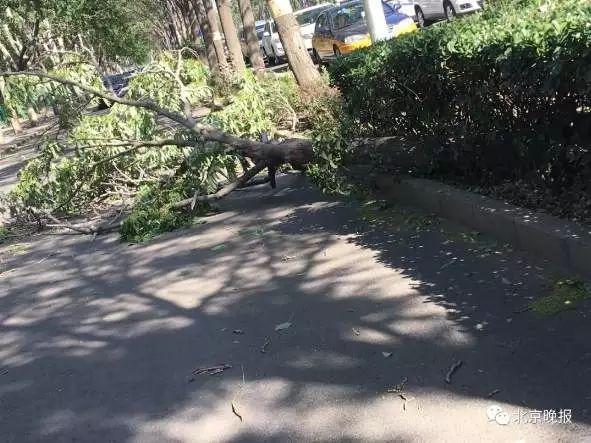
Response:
[[330, 3, 365, 30], [256, 27, 265, 39], [331, 2, 394, 30], [296, 6, 330, 26]]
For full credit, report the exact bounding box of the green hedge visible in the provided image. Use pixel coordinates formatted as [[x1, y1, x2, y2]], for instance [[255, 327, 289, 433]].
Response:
[[330, 0, 591, 196]]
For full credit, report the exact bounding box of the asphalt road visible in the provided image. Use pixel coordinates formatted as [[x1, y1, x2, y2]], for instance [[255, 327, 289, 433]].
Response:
[[1, 173, 591, 441]]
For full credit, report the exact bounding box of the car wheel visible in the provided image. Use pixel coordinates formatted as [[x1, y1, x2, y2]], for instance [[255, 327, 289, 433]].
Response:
[[444, 1, 456, 20], [415, 7, 427, 28], [333, 46, 341, 57]]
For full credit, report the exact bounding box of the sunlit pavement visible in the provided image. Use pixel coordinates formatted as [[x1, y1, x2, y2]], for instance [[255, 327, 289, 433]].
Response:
[[1, 173, 590, 442]]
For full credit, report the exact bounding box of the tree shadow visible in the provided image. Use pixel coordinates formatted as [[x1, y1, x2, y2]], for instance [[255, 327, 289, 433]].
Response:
[[1, 173, 590, 442]]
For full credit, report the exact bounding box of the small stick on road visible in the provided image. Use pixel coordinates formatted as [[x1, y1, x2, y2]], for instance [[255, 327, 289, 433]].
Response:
[[445, 360, 463, 384]]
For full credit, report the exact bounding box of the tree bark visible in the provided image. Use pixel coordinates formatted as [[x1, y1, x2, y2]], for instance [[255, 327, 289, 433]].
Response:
[[201, 0, 229, 73], [192, 0, 220, 72], [217, 0, 246, 73], [266, 0, 321, 90], [238, 0, 266, 75]]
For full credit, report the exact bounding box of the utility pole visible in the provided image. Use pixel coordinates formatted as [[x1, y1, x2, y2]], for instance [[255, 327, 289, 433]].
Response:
[[363, 0, 389, 43]]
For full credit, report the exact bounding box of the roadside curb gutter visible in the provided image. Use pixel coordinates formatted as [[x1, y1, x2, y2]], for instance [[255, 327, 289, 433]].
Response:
[[375, 174, 591, 278]]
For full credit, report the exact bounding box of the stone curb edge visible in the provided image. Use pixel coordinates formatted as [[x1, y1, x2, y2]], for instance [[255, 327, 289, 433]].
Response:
[[375, 174, 591, 278]]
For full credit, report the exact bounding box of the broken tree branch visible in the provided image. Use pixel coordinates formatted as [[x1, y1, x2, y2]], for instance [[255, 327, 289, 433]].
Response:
[[0, 70, 314, 166], [172, 160, 267, 208]]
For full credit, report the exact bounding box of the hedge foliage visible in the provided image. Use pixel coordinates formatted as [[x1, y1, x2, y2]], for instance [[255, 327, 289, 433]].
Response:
[[330, 0, 591, 218]]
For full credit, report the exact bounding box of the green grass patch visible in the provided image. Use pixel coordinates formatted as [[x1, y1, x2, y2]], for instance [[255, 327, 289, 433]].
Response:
[[531, 278, 591, 316]]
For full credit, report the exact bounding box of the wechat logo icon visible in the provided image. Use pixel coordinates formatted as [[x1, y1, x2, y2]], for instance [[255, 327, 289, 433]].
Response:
[[487, 404, 510, 425]]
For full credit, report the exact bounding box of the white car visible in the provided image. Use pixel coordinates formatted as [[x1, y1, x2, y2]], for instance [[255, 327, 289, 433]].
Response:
[[262, 3, 333, 65], [413, 0, 483, 27], [387, 0, 417, 21]]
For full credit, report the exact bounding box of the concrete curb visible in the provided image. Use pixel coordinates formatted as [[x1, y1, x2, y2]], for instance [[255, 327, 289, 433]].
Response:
[[375, 174, 591, 278]]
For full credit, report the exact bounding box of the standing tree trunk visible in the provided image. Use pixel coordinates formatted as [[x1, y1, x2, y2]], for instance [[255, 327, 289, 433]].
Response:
[[217, 0, 246, 73], [27, 106, 39, 127], [238, 0, 266, 75], [192, 0, 220, 73], [266, 0, 321, 89], [201, 0, 229, 73]]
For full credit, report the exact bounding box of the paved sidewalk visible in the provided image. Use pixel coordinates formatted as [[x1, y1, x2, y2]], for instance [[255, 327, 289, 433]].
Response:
[[1, 173, 590, 442]]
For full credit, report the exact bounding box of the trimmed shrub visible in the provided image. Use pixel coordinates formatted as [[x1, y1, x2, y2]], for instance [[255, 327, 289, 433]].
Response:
[[330, 0, 591, 219]]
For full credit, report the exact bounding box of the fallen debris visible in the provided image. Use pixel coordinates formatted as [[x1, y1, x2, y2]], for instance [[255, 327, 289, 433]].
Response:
[[387, 376, 408, 394], [275, 321, 292, 332], [445, 360, 463, 384], [487, 389, 501, 398], [233, 329, 244, 335], [352, 328, 360, 336], [260, 337, 270, 353], [398, 393, 415, 411], [513, 306, 532, 314], [231, 401, 243, 422], [382, 352, 393, 358], [190, 364, 232, 381]]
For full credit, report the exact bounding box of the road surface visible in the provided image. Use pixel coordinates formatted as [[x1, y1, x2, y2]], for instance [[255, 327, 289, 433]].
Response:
[[1, 173, 591, 442]]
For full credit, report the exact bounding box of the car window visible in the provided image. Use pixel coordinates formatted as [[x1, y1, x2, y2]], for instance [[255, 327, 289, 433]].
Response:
[[382, 2, 396, 14], [330, 3, 365, 30], [316, 12, 330, 34], [296, 6, 331, 26]]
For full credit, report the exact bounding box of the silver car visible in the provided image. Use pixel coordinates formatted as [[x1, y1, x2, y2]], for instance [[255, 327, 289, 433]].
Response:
[[413, 0, 483, 27]]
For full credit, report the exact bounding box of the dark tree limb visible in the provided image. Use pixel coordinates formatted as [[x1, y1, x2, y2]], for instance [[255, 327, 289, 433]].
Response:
[[172, 160, 267, 208]]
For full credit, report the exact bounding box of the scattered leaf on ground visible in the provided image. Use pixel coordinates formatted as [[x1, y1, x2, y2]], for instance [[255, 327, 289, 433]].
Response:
[[530, 278, 591, 316], [275, 322, 292, 332], [189, 364, 232, 382]]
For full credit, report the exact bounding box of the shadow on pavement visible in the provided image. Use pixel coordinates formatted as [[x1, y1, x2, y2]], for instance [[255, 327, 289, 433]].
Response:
[[0, 173, 590, 442]]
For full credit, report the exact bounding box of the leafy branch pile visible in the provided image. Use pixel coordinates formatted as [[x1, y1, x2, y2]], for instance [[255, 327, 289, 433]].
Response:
[[330, 0, 591, 223], [2, 52, 316, 241]]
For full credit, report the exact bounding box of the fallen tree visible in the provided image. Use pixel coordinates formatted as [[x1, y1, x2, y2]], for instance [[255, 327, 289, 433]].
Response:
[[0, 56, 320, 238], [0, 70, 314, 167], [1, 55, 416, 240]]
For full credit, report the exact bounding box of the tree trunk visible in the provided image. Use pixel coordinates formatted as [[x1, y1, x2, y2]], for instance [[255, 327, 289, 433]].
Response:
[[27, 106, 39, 127], [266, 0, 321, 90], [192, 0, 220, 73], [201, 0, 229, 73], [217, 0, 246, 73], [238, 0, 266, 75], [11, 116, 22, 134]]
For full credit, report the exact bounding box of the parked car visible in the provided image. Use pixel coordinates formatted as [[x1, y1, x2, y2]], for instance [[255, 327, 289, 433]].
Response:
[[311, 0, 416, 64], [413, 0, 483, 27], [387, 0, 417, 21], [261, 3, 333, 65]]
